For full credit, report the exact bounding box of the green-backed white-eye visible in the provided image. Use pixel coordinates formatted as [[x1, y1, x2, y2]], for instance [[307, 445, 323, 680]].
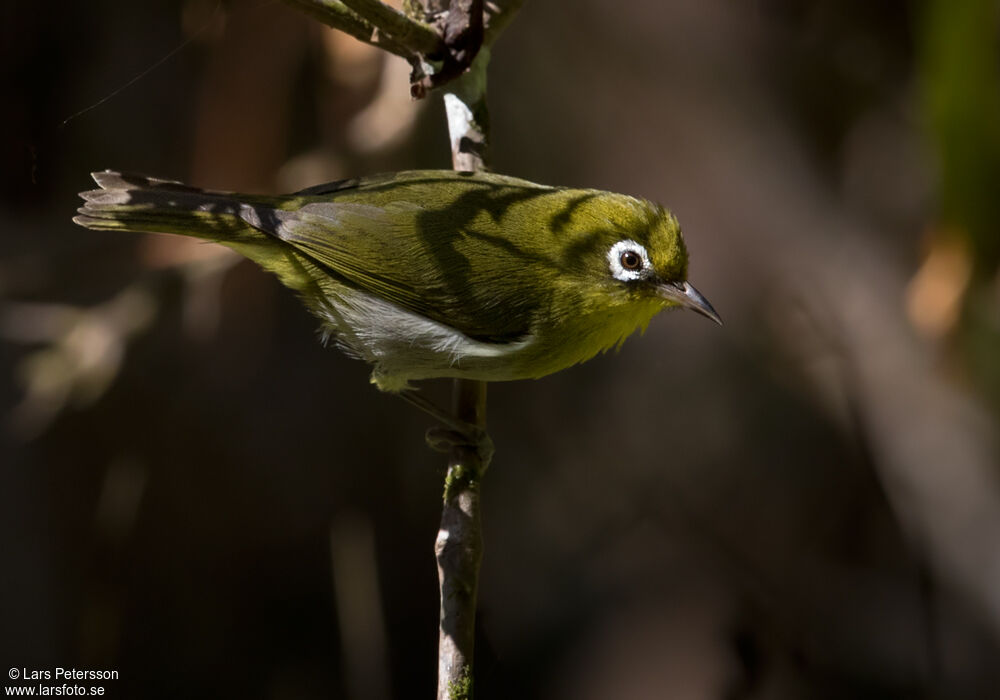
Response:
[[74, 170, 719, 392]]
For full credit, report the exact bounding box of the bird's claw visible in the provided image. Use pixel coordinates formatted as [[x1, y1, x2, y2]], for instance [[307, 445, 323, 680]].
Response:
[[397, 389, 494, 468], [425, 424, 494, 470]]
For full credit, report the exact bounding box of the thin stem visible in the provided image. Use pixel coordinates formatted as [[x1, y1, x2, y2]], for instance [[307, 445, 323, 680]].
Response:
[[431, 3, 524, 693], [435, 40, 492, 700], [435, 380, 486, 700], [442, 48, 490, 171]]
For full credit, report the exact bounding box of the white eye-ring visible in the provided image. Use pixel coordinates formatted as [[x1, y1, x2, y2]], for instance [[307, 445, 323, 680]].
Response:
[[607, 239, 651, 282]]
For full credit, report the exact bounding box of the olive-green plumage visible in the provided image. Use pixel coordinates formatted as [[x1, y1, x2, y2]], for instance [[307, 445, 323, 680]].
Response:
[[74, 170, 718, 391]]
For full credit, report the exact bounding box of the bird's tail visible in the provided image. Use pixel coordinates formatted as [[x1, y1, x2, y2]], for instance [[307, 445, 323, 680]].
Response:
[[74, 170, 270, 245], [74, 170, 339, 305]]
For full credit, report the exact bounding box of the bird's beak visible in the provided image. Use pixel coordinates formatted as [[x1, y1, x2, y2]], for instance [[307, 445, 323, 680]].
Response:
[[657, 281, 723, 325]]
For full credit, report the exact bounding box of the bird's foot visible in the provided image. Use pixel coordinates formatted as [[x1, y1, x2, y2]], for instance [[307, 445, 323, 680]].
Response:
[[398, 389, 494, 470], [425, 424, 494, 470]]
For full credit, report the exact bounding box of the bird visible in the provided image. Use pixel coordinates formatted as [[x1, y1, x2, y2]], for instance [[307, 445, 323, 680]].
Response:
[[74, 169, 720, 397]]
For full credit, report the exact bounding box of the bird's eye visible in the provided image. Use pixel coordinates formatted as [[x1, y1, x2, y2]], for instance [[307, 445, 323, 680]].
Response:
[[608, 239, 650, 282], [620, 250, 642, 270]]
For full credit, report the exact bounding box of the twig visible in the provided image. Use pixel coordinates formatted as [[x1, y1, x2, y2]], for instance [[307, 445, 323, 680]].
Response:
[[279, 0, 414, 58], [404, 0, 483, 98], [435, 39, 493, 697], [283, 0, 519, 97], [442, 48, 490, 171], [340, 0, 444, 55], [436, 379, 487, 700]]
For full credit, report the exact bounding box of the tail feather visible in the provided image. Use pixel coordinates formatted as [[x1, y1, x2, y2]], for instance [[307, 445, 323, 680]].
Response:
[[73, 170, 334, 302], [91, 171, 191, 191], [73, 170, 256, 241]]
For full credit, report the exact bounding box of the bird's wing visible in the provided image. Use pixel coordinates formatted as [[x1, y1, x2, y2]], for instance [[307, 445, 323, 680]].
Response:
[[247, 198, 539, 343]]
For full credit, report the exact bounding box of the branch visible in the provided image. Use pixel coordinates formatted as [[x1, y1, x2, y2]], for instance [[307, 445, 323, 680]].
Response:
[[279, 0, 414, 59], [434, 10, 503, 697], [407, 0, 483, 98], [436, 379, 487, 700], [340, 0, 444, 56], [442, 48, 490, 171], [282, 0, 512, 97]]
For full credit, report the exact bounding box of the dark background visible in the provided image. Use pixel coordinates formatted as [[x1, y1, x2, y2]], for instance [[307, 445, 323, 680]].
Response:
[[3, 0, 1000, 697]]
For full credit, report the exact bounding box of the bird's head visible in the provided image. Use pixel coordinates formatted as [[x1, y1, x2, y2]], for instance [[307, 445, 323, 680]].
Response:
[[562, 192, 721, 325]]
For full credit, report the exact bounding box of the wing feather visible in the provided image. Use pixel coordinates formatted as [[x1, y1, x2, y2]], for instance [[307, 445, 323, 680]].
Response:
[[244, 192, 538, 343]]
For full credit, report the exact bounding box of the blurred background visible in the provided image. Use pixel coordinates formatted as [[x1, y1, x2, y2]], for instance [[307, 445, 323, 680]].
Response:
[[3, 0, 1000, 697]]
